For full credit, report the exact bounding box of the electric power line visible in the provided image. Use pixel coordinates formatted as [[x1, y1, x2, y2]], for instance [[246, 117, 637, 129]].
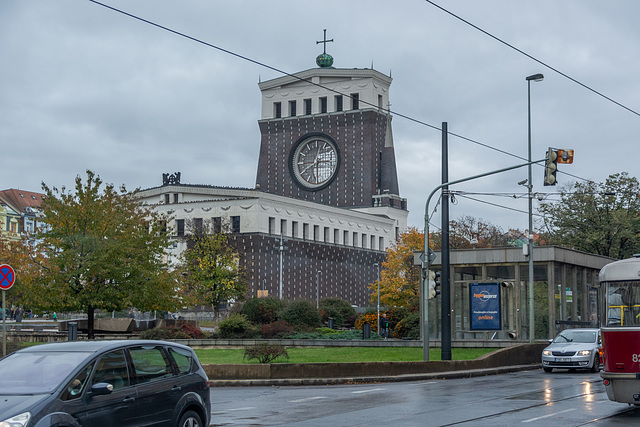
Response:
[[86, 0, 622, 188]]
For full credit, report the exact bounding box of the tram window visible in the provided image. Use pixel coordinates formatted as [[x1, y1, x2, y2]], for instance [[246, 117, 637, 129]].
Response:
[[607, 281, 640, 326]]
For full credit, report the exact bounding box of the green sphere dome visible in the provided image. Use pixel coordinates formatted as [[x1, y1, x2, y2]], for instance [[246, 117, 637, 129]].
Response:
[[316, 53, 334, 68]]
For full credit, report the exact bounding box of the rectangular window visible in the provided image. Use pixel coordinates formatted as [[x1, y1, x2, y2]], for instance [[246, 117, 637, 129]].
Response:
[[304, 98, 312, 115], [292, 221, 298, 238], [378, 94, 384, 109], [289, 100, 297, 117], [212, 217, 222, 234], [351, 93, 359, 110], [274, 102, 282, 118], [343, 230, 349, 246], [353, 232, 358, 247], [173, 193, 179, 204], [193, 218, 203, 234], [280, 219, 287, 236], [335, 95, 343, 112], [371, 235, 376, 250], [314, 225, 320, 241], [231, 216, 241, 233], [362, 234, 367, 248], [379, 236, 384, 250], [334, 228, 340, 244], [268, 217, 276, 234], [303, 223, 309, 240], [324, 227, 330, 243], [320, 97, 328, 114], [164, 194, 170, 204], [176, 219, 185, 237], [129, 346, 173, 384]]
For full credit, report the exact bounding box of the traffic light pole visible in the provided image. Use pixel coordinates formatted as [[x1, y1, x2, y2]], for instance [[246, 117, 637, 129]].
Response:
[[421, 157, 545, 362]]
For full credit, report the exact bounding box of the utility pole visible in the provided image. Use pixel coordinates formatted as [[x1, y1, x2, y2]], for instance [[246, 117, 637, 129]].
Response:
[[441, 122, 452, 361], [275, 234, 288, 300]]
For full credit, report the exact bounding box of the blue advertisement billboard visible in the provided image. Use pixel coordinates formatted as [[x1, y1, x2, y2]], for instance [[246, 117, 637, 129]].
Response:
[[469, 282, 501, 331]]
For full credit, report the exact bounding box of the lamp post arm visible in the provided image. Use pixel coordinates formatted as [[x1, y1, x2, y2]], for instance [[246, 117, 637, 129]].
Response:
[[421, 157, 544, 361], [423, 158, 545, 267]]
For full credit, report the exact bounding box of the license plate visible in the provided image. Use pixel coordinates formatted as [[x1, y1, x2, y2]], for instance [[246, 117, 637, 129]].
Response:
[[555, 357, 572, 362]]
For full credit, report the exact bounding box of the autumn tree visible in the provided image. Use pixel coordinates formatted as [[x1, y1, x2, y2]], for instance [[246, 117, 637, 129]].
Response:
[[538, 172, 640, 259], [0, 237, 41, 313], [180, 228, 248, 319], [368, 227, 423, 309], [429, 216, 511, 250], [29, 170, 177, 338]]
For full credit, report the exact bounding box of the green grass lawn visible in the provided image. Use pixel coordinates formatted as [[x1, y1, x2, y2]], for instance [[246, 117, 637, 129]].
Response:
[[194, 347, 498, 364]]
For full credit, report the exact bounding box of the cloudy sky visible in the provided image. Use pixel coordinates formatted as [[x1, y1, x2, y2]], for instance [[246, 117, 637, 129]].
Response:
[[2, 0, 639, 232]]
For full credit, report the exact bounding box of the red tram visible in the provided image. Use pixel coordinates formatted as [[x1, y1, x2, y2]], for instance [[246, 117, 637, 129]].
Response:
[[600, 255, 640, 404]]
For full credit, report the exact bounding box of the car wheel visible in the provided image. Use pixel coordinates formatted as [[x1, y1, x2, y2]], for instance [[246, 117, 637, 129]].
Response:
[[178, 410, 203, 427], [543, 367, 552, 373], [591, 356, 600, 373]]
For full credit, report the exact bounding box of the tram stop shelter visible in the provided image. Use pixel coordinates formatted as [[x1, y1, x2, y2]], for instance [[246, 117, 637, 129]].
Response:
[[426, 245, 614, 343]]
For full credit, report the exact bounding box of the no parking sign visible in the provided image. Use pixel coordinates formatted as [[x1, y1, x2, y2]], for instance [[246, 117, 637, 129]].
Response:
[[0, 264, 15, 290]]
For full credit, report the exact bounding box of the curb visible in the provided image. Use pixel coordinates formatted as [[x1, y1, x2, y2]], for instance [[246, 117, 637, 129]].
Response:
[[208, 363, 541, 387]]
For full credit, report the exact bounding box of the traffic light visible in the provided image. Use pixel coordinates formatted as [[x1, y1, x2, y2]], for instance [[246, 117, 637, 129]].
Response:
[[543, 148, 558, 186], [428, 270, 441, 299], [557, 149, 574, 164]]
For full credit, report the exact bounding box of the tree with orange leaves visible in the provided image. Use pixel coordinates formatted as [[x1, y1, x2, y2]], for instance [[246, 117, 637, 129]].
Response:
[[368, 227, 423, 310]]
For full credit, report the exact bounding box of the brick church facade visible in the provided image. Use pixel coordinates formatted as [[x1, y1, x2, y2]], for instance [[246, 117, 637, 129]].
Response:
[[138, 51, 407, 307]]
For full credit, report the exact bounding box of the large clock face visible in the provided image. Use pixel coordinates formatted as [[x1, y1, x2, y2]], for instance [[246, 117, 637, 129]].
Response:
[[291, 134, 340, 190]]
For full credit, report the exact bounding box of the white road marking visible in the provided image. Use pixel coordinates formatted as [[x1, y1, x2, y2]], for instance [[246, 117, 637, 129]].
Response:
[[210, 407, 256, 415], [522, 408, 576, 423], [288, 396, 328, 403], [352, 388, 386, 394]]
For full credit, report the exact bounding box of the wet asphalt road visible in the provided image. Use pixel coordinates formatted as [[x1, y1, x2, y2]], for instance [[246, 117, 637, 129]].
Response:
[[208, 369, 640, 426]]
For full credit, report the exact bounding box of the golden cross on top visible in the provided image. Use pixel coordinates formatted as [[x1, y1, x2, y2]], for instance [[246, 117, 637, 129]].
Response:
[[316, 29, 334, 54]]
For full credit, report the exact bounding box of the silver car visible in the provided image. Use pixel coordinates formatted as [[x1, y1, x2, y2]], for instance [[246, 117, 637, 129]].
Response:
[[542, 328, 601, 373]]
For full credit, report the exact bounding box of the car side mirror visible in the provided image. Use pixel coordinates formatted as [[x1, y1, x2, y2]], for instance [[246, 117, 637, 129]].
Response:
[[90, 382, 114, 396]]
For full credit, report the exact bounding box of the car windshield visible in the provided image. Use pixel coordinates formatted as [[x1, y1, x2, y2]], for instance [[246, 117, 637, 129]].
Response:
[[0, 351, 92, 395], [553, 330, 597, 344]]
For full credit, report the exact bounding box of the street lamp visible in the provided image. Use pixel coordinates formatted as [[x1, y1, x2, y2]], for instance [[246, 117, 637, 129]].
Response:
[[316, 270, 321, 310], [526, 73, 543, 343], [374, 263, 381, 334]]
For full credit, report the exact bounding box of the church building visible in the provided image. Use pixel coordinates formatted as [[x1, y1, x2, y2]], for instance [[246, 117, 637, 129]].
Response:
[[137, 41, 408, 307]]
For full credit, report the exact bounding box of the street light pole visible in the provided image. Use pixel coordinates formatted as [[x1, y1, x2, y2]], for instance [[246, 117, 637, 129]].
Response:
[[316, 270, 321, 310], [526, 73, 544, 343], [374, 263, 380, 334]]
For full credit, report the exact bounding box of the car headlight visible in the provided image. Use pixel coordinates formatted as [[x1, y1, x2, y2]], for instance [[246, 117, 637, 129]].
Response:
[[0, 412, 31, 427], [577, 350, 592, 356], [543, 350, 551, 356]]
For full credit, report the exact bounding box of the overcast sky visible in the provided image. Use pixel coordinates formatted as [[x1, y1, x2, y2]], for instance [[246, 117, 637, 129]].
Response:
[[2, 0, 639, 233]]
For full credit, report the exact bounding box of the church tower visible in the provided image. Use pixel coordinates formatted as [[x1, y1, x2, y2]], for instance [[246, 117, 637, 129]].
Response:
[[255, 34, 406, 215]]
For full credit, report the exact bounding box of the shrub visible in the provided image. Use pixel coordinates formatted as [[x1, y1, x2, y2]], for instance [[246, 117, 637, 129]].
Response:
[[386, 306, 412, 329], [243, 343, 289, 363], [217, 314, 260, 338], [178, 322, 205, 339], [261, 320, 295, 339], [280, 300, 320, 328], [355, 312, 380, 334], [139, 322, 205, 340], [242, 297, 284, 325], [139, 326, 191, 340], [319, 298, 356, 328], [393, 312, 421, 339]]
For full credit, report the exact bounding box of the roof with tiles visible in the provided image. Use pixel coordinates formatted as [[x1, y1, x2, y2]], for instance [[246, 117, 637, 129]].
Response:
[[0, 189, 46, 213]]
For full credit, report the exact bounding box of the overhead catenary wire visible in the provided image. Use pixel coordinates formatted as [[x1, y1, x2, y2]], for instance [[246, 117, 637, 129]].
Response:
[[424, 0, 640, 119], [86, 0, 621, 196]]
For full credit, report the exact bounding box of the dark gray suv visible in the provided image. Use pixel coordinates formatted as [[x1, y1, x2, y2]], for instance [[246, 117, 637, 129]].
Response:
[[0, 340, 210, 426]]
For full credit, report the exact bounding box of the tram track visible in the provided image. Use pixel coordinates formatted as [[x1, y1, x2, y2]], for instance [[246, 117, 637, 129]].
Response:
[[437, 379, 610, 426]]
